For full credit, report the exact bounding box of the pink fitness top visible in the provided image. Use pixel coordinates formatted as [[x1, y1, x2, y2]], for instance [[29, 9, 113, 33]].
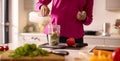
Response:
[[35, 0, 94, 39]]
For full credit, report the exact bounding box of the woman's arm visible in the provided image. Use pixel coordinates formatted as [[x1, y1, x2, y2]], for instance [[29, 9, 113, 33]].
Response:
[[35, 0, 51, 11], [83, 0, 94, 25]]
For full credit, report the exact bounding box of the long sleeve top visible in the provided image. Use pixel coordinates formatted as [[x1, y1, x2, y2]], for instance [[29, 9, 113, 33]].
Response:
[[35, 0, 94, 39]]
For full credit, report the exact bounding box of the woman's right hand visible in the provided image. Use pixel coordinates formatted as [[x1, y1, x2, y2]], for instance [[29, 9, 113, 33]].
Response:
[[40, 5, 50, 16]]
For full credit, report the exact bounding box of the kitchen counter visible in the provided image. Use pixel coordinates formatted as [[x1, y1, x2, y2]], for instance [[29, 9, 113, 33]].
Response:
[[1, 42, 120, 61], [64, 46, 94, 61], [0, 42, 95, 61], [3, 33, 119, 61]]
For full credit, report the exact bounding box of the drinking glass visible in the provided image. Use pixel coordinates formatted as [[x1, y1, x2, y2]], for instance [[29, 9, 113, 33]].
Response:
[[48, 24, 60, 46]]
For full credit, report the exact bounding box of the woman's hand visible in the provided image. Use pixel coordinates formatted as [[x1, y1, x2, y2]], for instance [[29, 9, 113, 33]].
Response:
[[77, 11, 87, 22], [40, 5, 50, 16]]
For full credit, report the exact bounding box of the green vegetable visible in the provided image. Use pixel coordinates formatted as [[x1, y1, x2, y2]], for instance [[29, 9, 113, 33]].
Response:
[[0, 51, 4, 55], [23, 43, 31, 53], [9, 43, 48, 58], [30, 43, 37, 50], [51, 33, 59, 40]]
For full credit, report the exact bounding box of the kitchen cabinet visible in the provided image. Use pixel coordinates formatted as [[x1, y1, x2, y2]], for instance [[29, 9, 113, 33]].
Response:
[[106, 0, 120, 10], [84, 35, 120, 46], [19, 33, 120, 46], [84, 36, 105, 45], [105, 38, 120, 45], [19, 33, 48, 46], [24, 0, 37, 10]]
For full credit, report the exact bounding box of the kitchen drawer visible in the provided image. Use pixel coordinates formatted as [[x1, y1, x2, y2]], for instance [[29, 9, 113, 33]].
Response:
[[84, 38, 105, 45], [105, 39, 120, 45]]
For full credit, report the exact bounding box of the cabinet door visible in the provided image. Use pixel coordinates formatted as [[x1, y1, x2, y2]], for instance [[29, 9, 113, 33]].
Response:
[[105, 38, 120, 45], [106, 0, 120, 10], [84, 38, 105, 45]]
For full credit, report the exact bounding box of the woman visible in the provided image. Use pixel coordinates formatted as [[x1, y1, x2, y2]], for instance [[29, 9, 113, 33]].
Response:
[[35, 0, 94, 44]]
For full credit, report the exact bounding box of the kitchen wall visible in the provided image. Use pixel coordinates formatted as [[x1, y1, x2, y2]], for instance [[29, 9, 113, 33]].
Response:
[[84, 0, 120, 34], [21, 0, 120, 34]]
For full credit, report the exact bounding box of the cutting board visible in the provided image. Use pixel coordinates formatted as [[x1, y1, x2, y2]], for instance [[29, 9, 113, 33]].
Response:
[[0, 51, 65, 61]]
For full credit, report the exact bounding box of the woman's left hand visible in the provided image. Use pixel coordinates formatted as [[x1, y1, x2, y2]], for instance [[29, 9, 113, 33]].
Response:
[[77, 11, 87, 22]]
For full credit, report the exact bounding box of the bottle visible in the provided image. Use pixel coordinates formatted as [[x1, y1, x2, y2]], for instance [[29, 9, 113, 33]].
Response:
[[102, 23, 110, 36]]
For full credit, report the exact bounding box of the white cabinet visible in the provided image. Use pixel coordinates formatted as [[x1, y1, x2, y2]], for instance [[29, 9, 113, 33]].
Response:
[[19, 33, 48, 46], [105, 38, 120, 45], [84, 36, 105, 45], [84, 38, 105, 45], [106, 0, 120, 10], [84, 35, 120, 45]]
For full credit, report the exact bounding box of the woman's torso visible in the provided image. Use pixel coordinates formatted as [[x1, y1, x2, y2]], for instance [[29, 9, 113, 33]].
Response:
[[50, 0, 87, 38]]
